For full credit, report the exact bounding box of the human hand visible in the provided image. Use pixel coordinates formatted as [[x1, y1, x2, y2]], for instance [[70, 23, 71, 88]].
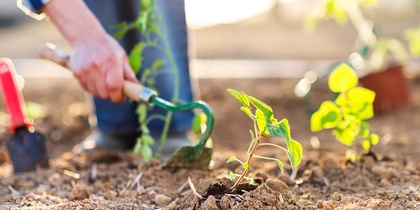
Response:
[[41, 0, 138, 103], [69, 31, 138, 103]]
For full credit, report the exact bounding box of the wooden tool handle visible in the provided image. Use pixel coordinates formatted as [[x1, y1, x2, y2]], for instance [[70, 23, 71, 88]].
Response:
[[39, 43, 154, 103]]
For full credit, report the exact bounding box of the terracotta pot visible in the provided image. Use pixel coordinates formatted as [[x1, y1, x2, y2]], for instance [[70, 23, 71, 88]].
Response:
[[359, 64, 410, 114]]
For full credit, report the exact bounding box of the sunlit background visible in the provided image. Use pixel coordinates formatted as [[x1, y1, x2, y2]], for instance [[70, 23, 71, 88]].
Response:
[[0, 0, 419, 77]]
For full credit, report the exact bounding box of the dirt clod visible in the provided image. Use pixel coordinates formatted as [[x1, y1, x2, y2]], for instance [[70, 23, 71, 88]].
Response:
[[71, 183, 92, 200], [104, 190, 117, 200], [265, 178, 288, 194], [371, 165, 398, 180], [277, 173, 295, 186], [331, 192, 342, 202], [200, 195, 219, 210], [155, 194, 172, 207]]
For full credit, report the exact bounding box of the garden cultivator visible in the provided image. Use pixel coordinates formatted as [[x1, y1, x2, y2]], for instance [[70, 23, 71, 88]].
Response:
[[40, 43, 214, 169]]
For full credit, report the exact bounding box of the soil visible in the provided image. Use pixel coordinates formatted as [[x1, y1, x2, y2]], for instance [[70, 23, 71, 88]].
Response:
[[0, 75, 419, 209]]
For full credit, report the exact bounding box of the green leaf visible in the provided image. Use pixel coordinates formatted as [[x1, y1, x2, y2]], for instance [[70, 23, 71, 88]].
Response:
[[141, 144, 153, 161], [368, 133, 379, 145], [139, 11, 149, 33], [227, 89, 250, 107], [333, 122, 358, 146], [229, 171, 235, 181], [311, 101, 342, 131], [151, 59, 165, 70], [361, 140, 371, 150], [136, 104, 148, 123], [359, 128, 369, 138], [240, 106, 254, 120], [226, 157, 237, 163], [347, 87, 375, 120], [246, 95, 273, 119], [140, 0, 153, 9], [192, 113, 202, 134], [243, 162, 250, 170], [267, 118, 291, 140], [129, 43, 144, 74], [256, 109, 269, 135], [141, 133, 155, 146], [325, 0, 348, 24], [140, 68, 151, 84], [360, 121, 370, 129], [133, 141, 142, 154], [329, 63, 358, 93], [348, 87, 376, 104], [287, 140, 303, 167], [310, 111, 324, 132], [141, 124, 150, 133], [111, 22, 130, 40], [275, 159, 284, 173]]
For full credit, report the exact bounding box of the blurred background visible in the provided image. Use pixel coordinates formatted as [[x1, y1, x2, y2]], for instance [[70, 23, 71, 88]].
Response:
[[1, 0, 419, 76]]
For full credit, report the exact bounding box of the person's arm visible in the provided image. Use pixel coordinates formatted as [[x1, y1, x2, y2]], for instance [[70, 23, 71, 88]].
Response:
[[26, 0, 138, 103]]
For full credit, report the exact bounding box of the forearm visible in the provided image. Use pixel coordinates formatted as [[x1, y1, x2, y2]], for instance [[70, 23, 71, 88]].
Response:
[[41, 0, 106, 45]]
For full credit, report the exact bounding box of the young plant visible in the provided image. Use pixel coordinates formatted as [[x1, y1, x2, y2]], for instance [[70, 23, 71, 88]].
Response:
[[226, 89, 303, 189], [310, 63, 379, 159], [113, 0, 192, 160]]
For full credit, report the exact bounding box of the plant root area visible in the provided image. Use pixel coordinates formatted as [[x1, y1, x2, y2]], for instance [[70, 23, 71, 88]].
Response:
[[0, 77, 419, 209]]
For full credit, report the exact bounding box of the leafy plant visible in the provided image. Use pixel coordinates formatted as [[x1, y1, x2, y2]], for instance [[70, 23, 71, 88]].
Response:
[[311, 63, 379, 158], [226, 89, 303, 189], [113, 0, 195, 160]]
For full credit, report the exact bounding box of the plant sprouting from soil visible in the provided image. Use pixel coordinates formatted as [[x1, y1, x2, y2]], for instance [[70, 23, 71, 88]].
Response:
[[113, 0, 199, 160], [226, 89, 303, 189], [311, 63, 379, 159]]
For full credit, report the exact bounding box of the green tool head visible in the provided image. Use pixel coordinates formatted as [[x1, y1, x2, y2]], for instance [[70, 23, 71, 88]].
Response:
[[151, 97, 215, 170]]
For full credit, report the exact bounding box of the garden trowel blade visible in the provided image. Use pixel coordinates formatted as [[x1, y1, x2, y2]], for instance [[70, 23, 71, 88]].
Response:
[[6, 127, 49, 173], [162, 146, 212, 170]]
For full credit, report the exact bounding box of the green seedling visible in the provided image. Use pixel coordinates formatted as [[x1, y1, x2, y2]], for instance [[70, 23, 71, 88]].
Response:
[[226, 89, 303, 189], [311, 63, 379, 159], [114, 0, 197, 160]]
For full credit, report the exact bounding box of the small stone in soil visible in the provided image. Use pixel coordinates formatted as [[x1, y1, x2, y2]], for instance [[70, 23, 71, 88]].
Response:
[[265, 178, 288, 194], [71, 184, 92, 200], [371, 165, 398, 180], [201, 195, 219, 210], [155, 194, 172, 207], [104, 190, 118, 200], [331, 192, 342, 202]]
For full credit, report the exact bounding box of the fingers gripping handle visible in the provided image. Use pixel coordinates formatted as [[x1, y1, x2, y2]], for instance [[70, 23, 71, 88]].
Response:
[[39, 43, 157, 104]]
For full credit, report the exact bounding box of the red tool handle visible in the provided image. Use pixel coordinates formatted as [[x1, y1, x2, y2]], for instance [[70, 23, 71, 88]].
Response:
[[0, 58, 30, 132]]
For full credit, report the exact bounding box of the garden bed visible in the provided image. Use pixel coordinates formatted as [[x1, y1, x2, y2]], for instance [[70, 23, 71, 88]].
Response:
[[0, 77, 419, 209]]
